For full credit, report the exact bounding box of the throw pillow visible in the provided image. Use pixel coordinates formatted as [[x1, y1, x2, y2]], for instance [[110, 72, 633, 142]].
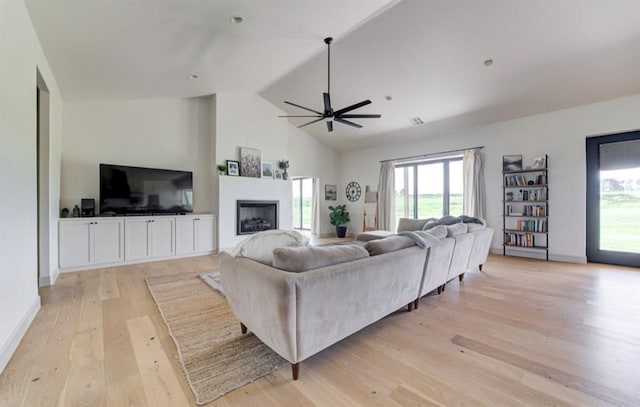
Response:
[[272, 245, 369, 273], [230, 229, 309, 265], [446, 223, 468, 237], [365, 235, 415, 256], [397, 217, 431, 232], [425, 224, 448, 239]]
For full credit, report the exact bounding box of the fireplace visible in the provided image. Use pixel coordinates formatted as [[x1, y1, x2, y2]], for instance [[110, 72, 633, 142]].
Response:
[[237, 200, 279, 235]]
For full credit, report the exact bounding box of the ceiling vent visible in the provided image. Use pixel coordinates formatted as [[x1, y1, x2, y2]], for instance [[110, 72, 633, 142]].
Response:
[[409, 117, 424, 126]]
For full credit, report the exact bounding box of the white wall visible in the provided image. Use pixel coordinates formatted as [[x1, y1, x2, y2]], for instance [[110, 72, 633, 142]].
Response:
[[0, 0, 63, 373], [214, 93, 341, 236], [340, 94, 640, 263], [61, 98, 213, 213]]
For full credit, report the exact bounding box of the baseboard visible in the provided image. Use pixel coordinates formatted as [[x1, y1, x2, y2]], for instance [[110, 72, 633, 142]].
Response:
[[0, 296, 41, 374], [490, 247, 587, 264], [39, 268, 60, 287]]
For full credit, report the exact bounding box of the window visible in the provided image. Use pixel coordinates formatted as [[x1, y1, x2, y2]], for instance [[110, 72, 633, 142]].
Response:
[[395, 157, 463, 220], [292, 177, 313, 230]]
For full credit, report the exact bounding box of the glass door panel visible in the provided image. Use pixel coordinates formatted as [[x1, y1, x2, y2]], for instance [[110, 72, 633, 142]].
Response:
[[417, 163, 443, 218]]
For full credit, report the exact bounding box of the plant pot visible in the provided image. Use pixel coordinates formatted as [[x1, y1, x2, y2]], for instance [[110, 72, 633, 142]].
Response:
[[282, 169, 288, 180], [336, 226, 347, 238]]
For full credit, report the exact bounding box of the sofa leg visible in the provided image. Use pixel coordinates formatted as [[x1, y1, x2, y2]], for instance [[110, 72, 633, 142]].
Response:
[[413, 298, 420, 309], [437, 286, 442, 295], [240, 322, 247, 334], [459, 273, 465, 282], [441, 283, 446, 292], [479, 264, 483, 271], [291, 363, 299, 380], [407, 302, 413, 312]]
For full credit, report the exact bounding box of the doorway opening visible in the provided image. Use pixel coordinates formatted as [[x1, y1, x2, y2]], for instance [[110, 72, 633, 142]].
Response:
[[37, 70, 51, 285]]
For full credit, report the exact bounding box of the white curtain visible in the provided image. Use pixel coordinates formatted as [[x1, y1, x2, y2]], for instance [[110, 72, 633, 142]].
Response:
[[463, 148, 486, 219], [311, 177, 319, 235], [377, 162, 396, 231]]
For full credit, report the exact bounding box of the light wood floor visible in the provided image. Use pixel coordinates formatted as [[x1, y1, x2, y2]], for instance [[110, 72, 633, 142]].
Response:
[[1, 252, 639, 406]]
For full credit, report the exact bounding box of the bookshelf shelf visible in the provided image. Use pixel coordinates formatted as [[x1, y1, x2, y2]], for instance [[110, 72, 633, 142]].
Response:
[[502, 154, 549, 261]]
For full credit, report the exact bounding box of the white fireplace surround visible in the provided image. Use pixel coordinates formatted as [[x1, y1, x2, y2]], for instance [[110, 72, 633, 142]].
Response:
[[218, 176, 292, 250]]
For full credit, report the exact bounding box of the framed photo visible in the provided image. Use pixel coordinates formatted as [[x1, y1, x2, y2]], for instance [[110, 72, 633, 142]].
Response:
[[226, 160, 240, 176], [532, 156, 546, 169], [261, 160, 274, 178], [325, 184, 337, 201], [274, 168, 283, 180], [240, 147, 261, 178], [503, 155, 523, 172]]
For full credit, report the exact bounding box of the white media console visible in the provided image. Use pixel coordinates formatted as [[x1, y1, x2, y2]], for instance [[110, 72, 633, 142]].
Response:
[[59, 214, 216, 271]]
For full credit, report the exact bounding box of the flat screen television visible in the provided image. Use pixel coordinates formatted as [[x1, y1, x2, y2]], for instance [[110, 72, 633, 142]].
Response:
[[100, 164, 193, 215]]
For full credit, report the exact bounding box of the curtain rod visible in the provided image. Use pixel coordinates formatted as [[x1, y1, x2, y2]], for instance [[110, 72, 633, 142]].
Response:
[[379, 145, 485, 163]]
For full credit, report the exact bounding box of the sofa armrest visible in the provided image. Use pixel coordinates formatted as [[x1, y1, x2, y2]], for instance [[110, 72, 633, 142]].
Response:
[[219, 252, 298, 362]]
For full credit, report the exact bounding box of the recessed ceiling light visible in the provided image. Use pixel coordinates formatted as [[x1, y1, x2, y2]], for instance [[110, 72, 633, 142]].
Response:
[[189, 74, 199, 79], [230, 16, 244, 24], [484, 59, 494, 67], [385, 95, 393, 101]]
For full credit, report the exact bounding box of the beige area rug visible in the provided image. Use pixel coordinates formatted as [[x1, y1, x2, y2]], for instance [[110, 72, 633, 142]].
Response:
[[146, 271, 287, 405]]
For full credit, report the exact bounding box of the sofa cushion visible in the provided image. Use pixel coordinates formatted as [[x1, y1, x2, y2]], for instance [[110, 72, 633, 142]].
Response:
[[466, 222, 486, 232], [365, 235, 415, 256], [446, 223, 468, 237], [424, 224, 448, 239], [397, 217, 432, 232], [356, 230, 395, 242], [230, 229, 309, 266], [272, 245, 369, 272]]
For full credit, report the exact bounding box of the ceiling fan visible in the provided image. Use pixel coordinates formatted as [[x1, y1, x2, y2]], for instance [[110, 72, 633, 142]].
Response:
[[279, 37, 381, 132]]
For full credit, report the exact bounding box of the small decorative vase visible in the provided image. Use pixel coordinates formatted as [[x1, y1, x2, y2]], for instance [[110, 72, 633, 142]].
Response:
[[282, 169, 288, 180]]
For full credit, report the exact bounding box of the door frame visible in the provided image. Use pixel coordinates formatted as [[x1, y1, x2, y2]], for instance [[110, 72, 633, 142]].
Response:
[[586, 129, 640, 267]]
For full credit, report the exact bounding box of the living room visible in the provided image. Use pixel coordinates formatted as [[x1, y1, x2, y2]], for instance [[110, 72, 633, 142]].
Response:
[[2, 0, 639, 405]]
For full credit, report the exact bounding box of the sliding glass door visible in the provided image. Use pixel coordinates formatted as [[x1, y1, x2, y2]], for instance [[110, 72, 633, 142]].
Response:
[[586, 130, 640, 267], [292, 177, 313, 230]]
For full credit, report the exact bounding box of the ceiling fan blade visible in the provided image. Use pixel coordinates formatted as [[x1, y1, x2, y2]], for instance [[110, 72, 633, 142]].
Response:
[[339, 114, 381, 119], [284, 101, 323, 115], [333, 100, 371, 116], [323, 92, 332, 113], [298, 117, 325, 129], [278, 115, 322, 118], [334, 117, 363, 129], [327, 120, 333, 132]]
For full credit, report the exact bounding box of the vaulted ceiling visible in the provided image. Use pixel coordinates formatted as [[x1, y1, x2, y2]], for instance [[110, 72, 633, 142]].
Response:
[[26, 0, 640, 152]]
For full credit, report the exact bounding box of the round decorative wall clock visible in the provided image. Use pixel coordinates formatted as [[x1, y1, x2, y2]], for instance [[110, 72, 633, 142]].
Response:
[[345, 181, 362, 202]]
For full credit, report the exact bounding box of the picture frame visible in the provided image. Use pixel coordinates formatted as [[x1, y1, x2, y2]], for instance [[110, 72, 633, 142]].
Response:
[[325, 184, 337, 201], [274, 168, 283, 180], [226, 160, 240, 176], [240, 147, 261, 178], [532, 156, 546, 169], [261, 160, 274, 178], [503, 155, 523, 172]]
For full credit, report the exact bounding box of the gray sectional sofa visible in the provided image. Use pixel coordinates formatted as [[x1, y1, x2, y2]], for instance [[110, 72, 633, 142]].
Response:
[[219, 217, 493, 380]]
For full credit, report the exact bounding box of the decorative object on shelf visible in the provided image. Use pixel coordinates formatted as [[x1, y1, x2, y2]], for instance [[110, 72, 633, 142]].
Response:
[[61, 207, 69, 218], [240, 147, 261, 178], [217, 164, 227, 175], [502, 154, 549, 261], [274, 169, 283, 180], [72, 205, 80, 217], [532, 156, 547, 169], [503, 155, 523, 171], [345, 181, 361, 202], [226, 160, 240, 176], [278, 37, 381, 133], [325, 184, 337, 200], [261, 161, 274, 178], [277, 160, 290, 180], [328, 204, 350, 238]]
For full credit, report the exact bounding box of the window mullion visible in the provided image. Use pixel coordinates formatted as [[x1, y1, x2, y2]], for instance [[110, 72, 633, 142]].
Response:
[[443, 161, 450, 216]]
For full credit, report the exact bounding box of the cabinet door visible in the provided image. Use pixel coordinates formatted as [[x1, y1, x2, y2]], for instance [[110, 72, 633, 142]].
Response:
[[124, 218, 151, 261], [195, 216, 215, 252], [175, 218, 195, 255], [151, 217, 175, 258], [93, 220, 124, 265], [59, 221, 91, 268]]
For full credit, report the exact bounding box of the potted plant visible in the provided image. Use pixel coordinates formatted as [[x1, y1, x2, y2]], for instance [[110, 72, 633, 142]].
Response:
[[217, 164, 227, 175], [277, 160, 290, 180], [328, 204, 350, 238]]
